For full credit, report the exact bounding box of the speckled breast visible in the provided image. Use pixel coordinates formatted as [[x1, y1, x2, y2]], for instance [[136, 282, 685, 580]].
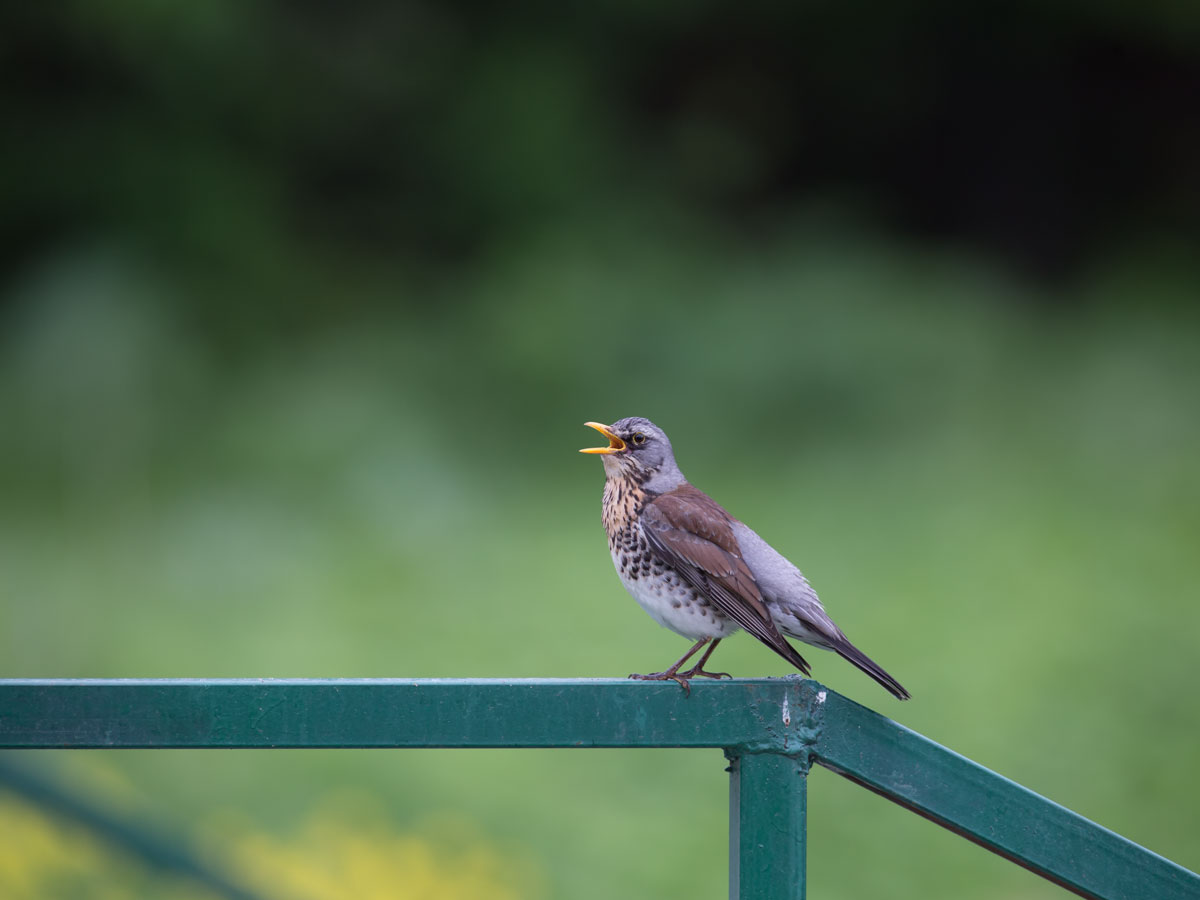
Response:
[[601, 477, 736, 641]]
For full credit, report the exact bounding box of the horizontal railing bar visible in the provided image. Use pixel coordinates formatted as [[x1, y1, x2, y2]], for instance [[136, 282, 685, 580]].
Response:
[[0, 678, 814, 752], [812, 689, 1199, 900]]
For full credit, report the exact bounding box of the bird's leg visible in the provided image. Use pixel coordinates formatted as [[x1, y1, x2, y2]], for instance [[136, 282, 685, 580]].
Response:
[[676, 638, 731, 680], [629, 639, 710, 694]]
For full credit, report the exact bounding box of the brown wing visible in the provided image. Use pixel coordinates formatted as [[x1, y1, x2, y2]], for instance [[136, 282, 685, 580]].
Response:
[[641, 486, 811, 675]]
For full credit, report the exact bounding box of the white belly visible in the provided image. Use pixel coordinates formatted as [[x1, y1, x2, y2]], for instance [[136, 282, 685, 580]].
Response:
[[613, 550, 739, 641]]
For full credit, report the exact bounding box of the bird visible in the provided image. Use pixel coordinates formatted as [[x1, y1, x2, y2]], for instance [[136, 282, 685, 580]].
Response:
[[580, 417, 909, 699]]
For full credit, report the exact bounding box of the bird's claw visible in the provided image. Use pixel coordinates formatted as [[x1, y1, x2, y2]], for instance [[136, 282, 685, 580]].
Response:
[[678, 666, 731, 680], [629, 671, 692, 695]]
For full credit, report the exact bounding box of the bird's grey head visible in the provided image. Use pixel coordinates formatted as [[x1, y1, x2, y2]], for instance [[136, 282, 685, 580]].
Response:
[[580, 417, 686, 492]]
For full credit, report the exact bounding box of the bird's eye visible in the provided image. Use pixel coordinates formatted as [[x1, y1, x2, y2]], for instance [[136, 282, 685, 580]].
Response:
[[630, 432, 647, 445]]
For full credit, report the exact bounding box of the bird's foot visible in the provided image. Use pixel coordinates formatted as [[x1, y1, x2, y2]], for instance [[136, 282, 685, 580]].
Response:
[[629, 670, 692, 695], [677, 664, 731, 680]]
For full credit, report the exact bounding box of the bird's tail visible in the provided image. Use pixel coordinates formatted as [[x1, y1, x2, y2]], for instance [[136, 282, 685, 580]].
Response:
[[832, 639, 910, 700]]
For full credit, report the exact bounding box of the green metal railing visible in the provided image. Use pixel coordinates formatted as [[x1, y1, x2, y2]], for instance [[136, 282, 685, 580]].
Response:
[[1, 677, 1197, 899], [0, 755, 266, 900]]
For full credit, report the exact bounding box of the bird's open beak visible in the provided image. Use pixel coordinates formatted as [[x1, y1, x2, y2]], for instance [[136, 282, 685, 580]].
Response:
[[580, 422, 626, 454]]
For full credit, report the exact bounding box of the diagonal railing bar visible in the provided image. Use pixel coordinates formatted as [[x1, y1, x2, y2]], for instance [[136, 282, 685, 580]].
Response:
[[0, 757, 266, 900], [811, 688, 1199, 900], [0, 678, 1196, 900]]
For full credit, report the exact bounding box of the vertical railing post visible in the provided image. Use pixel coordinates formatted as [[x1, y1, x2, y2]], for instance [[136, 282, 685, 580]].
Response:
[[727, 751, 807, 900]]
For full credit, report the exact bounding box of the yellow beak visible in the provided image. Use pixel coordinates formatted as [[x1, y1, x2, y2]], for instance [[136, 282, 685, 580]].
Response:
[[580, 422, 626, 454]]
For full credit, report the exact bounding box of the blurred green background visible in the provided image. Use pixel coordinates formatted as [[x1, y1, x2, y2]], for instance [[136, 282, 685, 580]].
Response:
[[2, 3, 1198, 898]]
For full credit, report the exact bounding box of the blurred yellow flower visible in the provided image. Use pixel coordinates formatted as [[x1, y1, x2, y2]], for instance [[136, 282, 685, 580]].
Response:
[[225, 796, 544, 900], [0, 790, 543, 900]]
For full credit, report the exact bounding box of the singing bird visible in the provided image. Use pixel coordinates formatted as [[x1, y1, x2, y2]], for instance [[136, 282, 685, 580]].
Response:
[[581, 417, 909, 699]]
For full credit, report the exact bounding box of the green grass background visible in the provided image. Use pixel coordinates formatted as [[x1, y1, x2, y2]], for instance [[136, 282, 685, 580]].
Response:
[[2, 222, 1197, 898]]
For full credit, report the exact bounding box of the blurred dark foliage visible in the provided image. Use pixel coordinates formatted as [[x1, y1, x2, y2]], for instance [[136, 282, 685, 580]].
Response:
[[2, 1, 1197, 324]]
